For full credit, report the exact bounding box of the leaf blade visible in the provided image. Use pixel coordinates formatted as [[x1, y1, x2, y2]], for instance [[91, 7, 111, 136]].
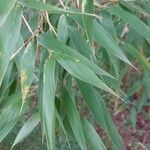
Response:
[[0, 0, 17, 26], [0, 5, 22, 87], [82, 0, 94, 42], [20, 41, 36, 103], [106, 6, 150, 41], [62, 88, 87, 150], [94, 21, 132, 65], [77, 80, 124, 150], [38, 33, 119, 97], [0, 94, 25, 142], [81, 118, 106, 150], [41, 57, 57, 150], [12, 112, 40, 148]]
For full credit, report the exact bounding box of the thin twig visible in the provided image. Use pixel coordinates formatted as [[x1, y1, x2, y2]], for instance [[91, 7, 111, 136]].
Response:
[[22, 15, 34, 35], [59, 0, 67, 9], [42, 11, 57, 36], [10, 30, 38, 60], [43, 0, 57, 35]]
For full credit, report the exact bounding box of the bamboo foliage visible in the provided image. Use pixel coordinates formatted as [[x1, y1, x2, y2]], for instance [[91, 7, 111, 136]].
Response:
[[0, 0, 150, 149]]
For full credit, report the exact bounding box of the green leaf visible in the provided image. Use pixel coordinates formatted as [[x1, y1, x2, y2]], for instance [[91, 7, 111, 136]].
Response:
[[38, 32, 113, 78], [0, 61, 16, 102], [70, 12, 132, 67], [106, 6, 150, 41], [38, 47, 48, 140], [14, 34, 24, 71], [62, 88, 87, 150], [82, 0, 94, 42], [94, 21, 132, 66], [100, 11, 118, 42], [0, 5, 22, 87], [122, 43, 150, 70], [38, 33, 119, 97], [55, 109, 70, 148], [77, 80, 124, 150], [119, 1, 150, 17], [0, 94, 26, 142], [41, 57, 57, 150], [122, 43, 150, 99], [100, 11, 119, 77], [0, 0, 17, 26], [20, 0, 95, 17], [12, 112, 40, 148], [81, 118, 106, 150], [57, 15, 69, 43], [126, 80, 142, 97], [69, 27, 91, 59], [20, 41, 36, 103]]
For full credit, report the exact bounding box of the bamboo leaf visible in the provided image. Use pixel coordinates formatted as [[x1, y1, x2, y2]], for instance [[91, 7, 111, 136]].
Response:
[[122, 43, 150, 99], [77, 80, 124, 150], [81, 118, 106, 150], [38, 33, 120, 97], [69, 27, 91, 59], [12, 112, 40, 148], [20, 0, 67, 13], [62, 88, 87, 150], [0, 94, 26, 142], [94, 21, 132, 66], [20, 41, 36, 103], [57, 15, 69, 43], [100, 11, 118, 42], [119, 1, 150, 17], [41, 57, 57, 150], [55, 109, 70, 148], [14, 34, 24, 71], [0, 0, 17, 26], [100, 11, 119, 78], [69, 12, 132, 67], [38, 33, 113, 78], [106, 6, 150, 41], [0, 5, 22, 87], [82, 0, 94, 42], [122, 43, 150, 70], [20, 0, 95, 17]]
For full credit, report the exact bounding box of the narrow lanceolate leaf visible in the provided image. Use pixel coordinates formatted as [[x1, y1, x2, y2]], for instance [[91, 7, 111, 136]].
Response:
[[57, 15, 69, 43], [62, 89, 87, 150], [12, 113, 40, 148], [81, 119, 106, 150], [100, 11, 117, 42], [106, 6, 150, 41], [122, 43, 150, 99], [119, 1, 150, 17], [21, 41, 36, 103], [0, 5, 22, 87], [14, 34, 24, 71], [20, 0, 95, 17], [42, 58, 56, 150], [69, 27, 91, 59], [100, 11, 119, 78], [82, 0, 94, 42], [38, 33, 118, 97], [38, 47, 48, 140], [0, 94, 25, 142], [77, 80, 124, 150], [94, 21, 132, 66], [55, 109, 70, 148], [122, 43, 150, 70], [38, 33, 113, 78], [0, 0, 17, 26]]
